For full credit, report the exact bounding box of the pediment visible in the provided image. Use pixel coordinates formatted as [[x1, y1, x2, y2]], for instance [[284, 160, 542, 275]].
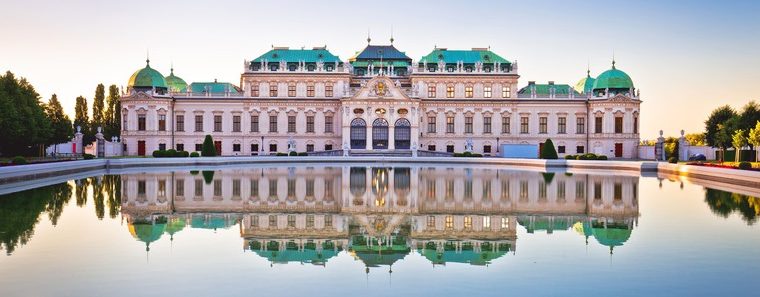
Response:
[[350, 76, 411, 101]]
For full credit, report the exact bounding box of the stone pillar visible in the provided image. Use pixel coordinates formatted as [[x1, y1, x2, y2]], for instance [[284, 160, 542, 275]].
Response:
[[388, 126, 395, 150], [367, 125, 373, 151], [678, 130, 689, 161], [74, 126, 84, 155], [655, 130, 665, 161], [95, 127, 105, 158]]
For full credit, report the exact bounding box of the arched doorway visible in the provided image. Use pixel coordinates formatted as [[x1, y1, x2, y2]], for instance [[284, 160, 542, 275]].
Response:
[[394, 118, 411, 149], [350, 118, 366, 149], [372, 118, 389, 149]]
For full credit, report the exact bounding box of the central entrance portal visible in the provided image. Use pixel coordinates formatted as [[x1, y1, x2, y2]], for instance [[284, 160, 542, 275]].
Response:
[[372, 118, 389, 149], [350, 118, 367, 149]]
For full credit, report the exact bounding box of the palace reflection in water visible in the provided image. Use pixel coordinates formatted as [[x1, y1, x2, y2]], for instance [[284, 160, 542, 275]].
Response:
[[119, 166, 639, 267]]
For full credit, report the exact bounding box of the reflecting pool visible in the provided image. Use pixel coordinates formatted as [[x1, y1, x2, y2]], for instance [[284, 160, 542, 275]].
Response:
[[1, 165, 758, 296]]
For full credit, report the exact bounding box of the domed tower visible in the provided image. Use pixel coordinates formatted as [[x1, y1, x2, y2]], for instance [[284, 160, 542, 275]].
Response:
[[128, 59, 168, 95], [164, 66, 188, 93], [591, 60, 634, 97], [574, 69, 596, 95]]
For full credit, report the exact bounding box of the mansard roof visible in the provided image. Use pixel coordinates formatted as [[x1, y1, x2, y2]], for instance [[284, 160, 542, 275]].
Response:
[[252, 47, 342, 63], [517, 82, 581, 97], [350, 45, 411, 61], [188, 81, 242, 94], [419, 48, 510, 64]]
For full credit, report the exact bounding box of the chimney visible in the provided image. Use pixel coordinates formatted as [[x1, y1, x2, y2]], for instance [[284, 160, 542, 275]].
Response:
[[548, 81, 554, 85], [214, 79, 218, 83], [528, 81, 535, 85]]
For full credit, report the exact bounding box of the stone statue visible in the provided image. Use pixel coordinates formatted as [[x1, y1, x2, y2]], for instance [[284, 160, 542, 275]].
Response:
[[437, 60, 445, 72], [279, 59, 287, 71], [465, 138, 474, 153], [342, 142, 350, 156], [288, 137, 296, 152], [411, 141, 418, 157], [316, 60, 324, 71], [394, 79, 401, 87], [411, 84, 419, 97]]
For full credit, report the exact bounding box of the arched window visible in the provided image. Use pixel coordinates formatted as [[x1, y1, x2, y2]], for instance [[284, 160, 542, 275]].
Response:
[[372, 118, 389, 149], [350, 118, 367, 149], [394, 118, 411, 149]]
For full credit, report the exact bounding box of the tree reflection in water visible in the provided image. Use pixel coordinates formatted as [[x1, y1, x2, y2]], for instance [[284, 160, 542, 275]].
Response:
[[705, 188, 760, 225]]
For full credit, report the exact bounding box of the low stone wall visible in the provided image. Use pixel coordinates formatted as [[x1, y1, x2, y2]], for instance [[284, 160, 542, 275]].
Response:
[[1, 157, 758, 190]]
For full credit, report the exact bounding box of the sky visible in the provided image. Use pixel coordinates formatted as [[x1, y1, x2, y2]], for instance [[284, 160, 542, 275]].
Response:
[[1, 0, 759, 139]]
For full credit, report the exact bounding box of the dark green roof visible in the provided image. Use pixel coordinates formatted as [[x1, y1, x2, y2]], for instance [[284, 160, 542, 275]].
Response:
[[188, 82, 242, 94], [190, 214, 239, 229], [419, 48, 510, 64], [592, 62, 634, 90], [574, 71, 596, 94], [252, 48, 342, 63], [518, 83, 580, 96], [165, 68, 188, 92], [128, 60, 167, 89], [350, 45, 411, 61]]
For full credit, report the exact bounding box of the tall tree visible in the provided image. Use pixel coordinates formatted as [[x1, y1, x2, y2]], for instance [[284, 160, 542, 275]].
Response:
[[705, 105, 738, 147], [73, 95, 94, 145], [748, 121, 760, 162], [44, 94, 74, 154], [92, 84, 105, 131], [0, 71, 51, 156], [732, 129, 747, 162], [740, 101, 760, 144], [104, 84, 121, 139]]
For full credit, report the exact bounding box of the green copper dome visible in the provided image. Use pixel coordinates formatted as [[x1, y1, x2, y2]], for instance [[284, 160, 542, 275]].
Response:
[[128, 59, 167, 89], [592, 61, 634, 91], [574, 71, 596, 94], [164, 68, 188, 92]]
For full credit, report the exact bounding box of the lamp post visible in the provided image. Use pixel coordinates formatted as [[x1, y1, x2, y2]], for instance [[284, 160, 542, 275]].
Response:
[[496, 137, 500, 153]]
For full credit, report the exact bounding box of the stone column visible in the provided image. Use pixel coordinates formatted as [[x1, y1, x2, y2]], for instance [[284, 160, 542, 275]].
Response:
[[678, 130, 688, 161], [656, 130, 665, 161], [367, 125, 373, 151], [388, 126, 395, 150], [74, 126, 84, 155]]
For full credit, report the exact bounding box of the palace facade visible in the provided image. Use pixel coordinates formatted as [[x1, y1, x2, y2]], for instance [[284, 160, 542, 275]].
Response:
[[120, 39, 641, 158]]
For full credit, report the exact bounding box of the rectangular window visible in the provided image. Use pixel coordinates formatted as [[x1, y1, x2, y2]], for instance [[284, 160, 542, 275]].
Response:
[[427, 116, 436, 133], [123, 114, 128, 129], [446, 145, 455, 153], [324, 215, 333, 228], [233, 115, 241, 132], [233, 143, 241, 152], [445, 216, 454, 229], [176, 179, 184, 197], [501, 217, 509, 229], [324, 116, 333, 133], [577, 146, 585, 154], [269, 84, 277, 97], [558, 117, 566, 134], [446, 86, 455, 98], [195, 143, 202, 152], [502, 117, 510, 134], [158, 143, 166, 151], [287, 84, 296, 97], [483, 116, 492, 134], [306, 215, 314, 228], [502, 86, 511, 98], [232, 179, 241, 198], [214, 115, 222, 132], [250, 215, 259, 228], [577, 117, 585, 134], [539, 117, 547, 134], [269, 179, 277, 199], [465, 116, 473, 134], [484, 86, 492, 98], [428, 145, 436, 151], [138, 114, 146, 131], [288, 116, 296, 133], [269, 144, 277, 152], [594, 182, 602, 200], [251, 144, 259, 153], [176, 143, 184, 151], [250, 115, 259, 132], [158, 115, 166, 131], [306, 116, 314, 133], [176, 115, 184, 132], [195, 115, 203, 132], [427, 216, 436, 228], [595, 116, 603, 134], [520, 117, 529, 134], [251, 179, 259, 197], [251, 84, 259, 97], [306, 144, 314, 152], [465, 86, 473, 98], [325, 85, 333, 97], [306, 85, 315, 97], [634, 117, 638, 134], [194, 179, 202, 197], [615, 117, 623, 134], [464, 216, 472, 229], [558, 146, 565, 153], [268, 215, 276, 227], [324, 144, 333, 151], [446, 116, 455, 133], [269, 115, 278, 133], [483, 216, 491, 229], [576, 181, 586, 199], [213, 180, 222, 197], [428, 85, 436, 98], [484, 145, 491, 153]]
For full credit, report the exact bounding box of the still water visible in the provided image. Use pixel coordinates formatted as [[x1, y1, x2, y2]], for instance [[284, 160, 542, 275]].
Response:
[[1, 164, 758, 296]]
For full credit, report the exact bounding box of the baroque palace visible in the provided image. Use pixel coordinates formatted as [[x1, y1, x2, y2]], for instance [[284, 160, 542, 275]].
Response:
[[120, 38, 641, 157]]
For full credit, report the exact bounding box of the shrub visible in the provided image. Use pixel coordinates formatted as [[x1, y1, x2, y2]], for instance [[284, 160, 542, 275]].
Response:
[[190, 152, 200, 157], [596, 155, 608, 160], [471, 153, 483, 157], [201, 135, 217, 157], [167, 149, 178, 157], [83, 154, 95, 160], [276, 152, 288, 156], [564, 155, 576, 160], [190, 170, 199, 175], [152, 150, 162, 158], [181, 151, 190, 157], [453, 153, 463, 157], [540, 139, 559, 159], [298, 152, 308, 156], [463, 151, 473, 157], [289, 151, 298, 156], [576, 155, 586, 160], [11, 156, 27, 165], [202, 170, 215, 184], [738, 161, 752, 170], [668, 157, 678, 164]]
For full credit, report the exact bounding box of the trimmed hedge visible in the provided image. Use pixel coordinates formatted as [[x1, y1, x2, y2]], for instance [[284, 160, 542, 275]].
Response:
[[202, 135, 217, 156], [298, 152, 308, 156], [453, 152, 483, 157], [190, 152, 200, 157], [575, 153, 607, 161], [11, 156, 27, 165], [289, 151, 298, 156], [152, 149, 191, 158], [276, 152, 288, 156], [83, 154, 95, 160], [738, 161, 752, 170], [540, 139, 558, 159]]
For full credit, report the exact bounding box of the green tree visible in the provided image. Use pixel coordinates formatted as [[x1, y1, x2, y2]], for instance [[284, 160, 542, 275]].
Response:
[[540, 139, 558, 159], [201, 135, 217, 156], [715, 116, 740, 161], [44, 94, 74, 154], [0, 71, 51, 156], [104, 85, 121, 138], [705, 105, 738, 147], [748, 121, 760, 162], [74, 95, 94, 145], [732, 129, 747, 162], [92, 84, 105, 131], [740, 101, 760, 134], [685, 133, 706, 146]]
